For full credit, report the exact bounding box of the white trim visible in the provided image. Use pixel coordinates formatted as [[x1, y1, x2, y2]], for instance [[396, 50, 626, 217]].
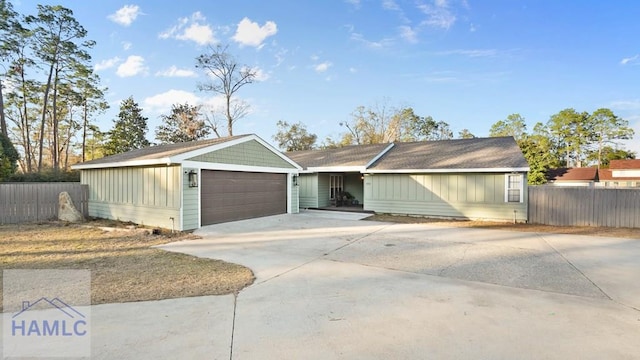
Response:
[[197, 167, 202, 229], [179, 165, 184, 231], [365, 143, 395, 168], [365, 167, 530, 174], [72, 134, 303, 171], [287, 173, 292, 214], [504, 173, 524, 203], [181, 161, 299, 174], [306, 166, 366, 173], [171, 134, 303, 170], [72, 158, 172, 170]]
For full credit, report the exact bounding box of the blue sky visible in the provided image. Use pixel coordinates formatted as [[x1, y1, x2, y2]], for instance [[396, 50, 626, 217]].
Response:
[[13, 0, 640, 153]]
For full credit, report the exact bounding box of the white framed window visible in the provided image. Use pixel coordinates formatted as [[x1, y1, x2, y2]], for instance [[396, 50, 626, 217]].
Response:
[[329, 175, 343, 200], [505, 173, 523, 203]]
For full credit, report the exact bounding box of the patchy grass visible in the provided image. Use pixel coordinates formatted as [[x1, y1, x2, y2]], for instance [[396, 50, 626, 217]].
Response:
[[0, 221, 254, 311], [366, 214, 640, 239]]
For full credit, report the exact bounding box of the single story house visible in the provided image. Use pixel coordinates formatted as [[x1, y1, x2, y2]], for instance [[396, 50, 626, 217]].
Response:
[[597, 159, 640, 188], [287, 137, 530, 222], [71, 134, 301, 231], [545, 167, 598, 187]]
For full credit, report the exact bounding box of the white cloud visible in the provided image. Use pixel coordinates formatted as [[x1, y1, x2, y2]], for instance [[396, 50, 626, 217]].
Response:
[[232, 17, 277, 48], [159, 12, 216, 45], [418, 0, 457, 29], [349, 67, 358, 73], [116, 55, 148, 77], [314, 61, 332, 73], [94, 57, 121, 71], [399, 26, 418, 43], [382, 0, 400, 10], [122, 41, 132, 50], [108, 5, 141, 27], [620, 55, 639, 65], [437, 49, 498, 57], [350, 31, 394, 49], [248, 66, 270, 81], [143, 90, 201, 114], [345, 0, 361, 7], [155, 66, 197, 78], [610, 99, 640, 110]]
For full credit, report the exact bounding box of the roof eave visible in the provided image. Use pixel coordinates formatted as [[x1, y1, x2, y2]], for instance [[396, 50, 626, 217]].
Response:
[[365, 167, 530, 174], [71, 158, 173, 170]]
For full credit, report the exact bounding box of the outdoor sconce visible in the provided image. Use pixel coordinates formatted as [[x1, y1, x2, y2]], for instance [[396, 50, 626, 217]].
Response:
[[292, 174, 299, 186], [188, 170, 198, 188]]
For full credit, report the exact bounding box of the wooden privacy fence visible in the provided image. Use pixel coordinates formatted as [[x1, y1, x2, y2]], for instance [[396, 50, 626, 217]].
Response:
[[528, 186, 640, 228], [0, 183, 88, 224]]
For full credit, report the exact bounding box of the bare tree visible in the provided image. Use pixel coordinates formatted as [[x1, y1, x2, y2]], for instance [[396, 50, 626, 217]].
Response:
[[195, 45, 256, 136]]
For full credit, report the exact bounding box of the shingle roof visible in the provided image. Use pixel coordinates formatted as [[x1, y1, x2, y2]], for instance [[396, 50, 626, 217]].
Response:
[[598, 169, 640, 181], [77, 135, 250, 166], [287, 143, 390, 169], [609, 159, 640, 169], [546, 167, 598, 182], [368, 137, 528, 170]]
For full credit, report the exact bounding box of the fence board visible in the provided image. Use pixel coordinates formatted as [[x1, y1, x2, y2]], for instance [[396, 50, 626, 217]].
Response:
[[0, 183, 88, 224], [528, 186, 640, 228]]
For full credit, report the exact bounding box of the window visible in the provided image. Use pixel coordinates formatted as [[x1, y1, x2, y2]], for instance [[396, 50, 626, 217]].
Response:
[[505, 174, 523, 203], [329, 175, 343, 200]]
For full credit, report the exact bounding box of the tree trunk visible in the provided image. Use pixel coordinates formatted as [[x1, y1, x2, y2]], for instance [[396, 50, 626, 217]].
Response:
[[52, 69, 59, 171], [226, 95, 233, 136], [82, 99, 87, 162], [0, 78, 7, 137], [19, 64, 32, 172], [37, 62, 55, 172]]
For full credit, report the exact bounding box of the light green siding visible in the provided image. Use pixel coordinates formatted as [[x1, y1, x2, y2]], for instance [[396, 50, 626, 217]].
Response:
[[364, 173, 528, 221], [182, 167, 199, 230], [81, 165, 182, 229], [290, 174, 299, 213], [187, 140, 295, 168], [344, 173, 364, 204], [299, 173, 319, 208], [318, 173, 331, 207]]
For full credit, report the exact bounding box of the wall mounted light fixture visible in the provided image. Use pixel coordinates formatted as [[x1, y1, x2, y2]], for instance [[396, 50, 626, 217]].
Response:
[[188, 170, 198, 187], [292, 174, 299, 186]]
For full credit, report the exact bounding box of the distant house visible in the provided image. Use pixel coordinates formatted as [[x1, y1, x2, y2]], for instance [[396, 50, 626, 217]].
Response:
[[597, 159, 640, 188], [288, 137, 530, 222], [545, 167, 598, 187]]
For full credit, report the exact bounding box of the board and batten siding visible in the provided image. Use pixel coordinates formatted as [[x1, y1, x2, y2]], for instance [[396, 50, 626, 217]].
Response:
[[364, 173, 527, 221], [81, 165, 182, 229], [298, 174, 319, 208], [290, 174, 300, 213], [317, 173, 331, 207], [181, 167, 199, 230]]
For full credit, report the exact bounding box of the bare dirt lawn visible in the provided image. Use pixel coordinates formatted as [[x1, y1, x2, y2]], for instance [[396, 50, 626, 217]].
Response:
[[0, 220, 254, 311], [366, 214, 640, 239]]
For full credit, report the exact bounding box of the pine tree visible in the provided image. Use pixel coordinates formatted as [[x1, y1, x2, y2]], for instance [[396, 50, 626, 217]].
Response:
[[104, 96, 149, 155], [155, 103, 209, 144]]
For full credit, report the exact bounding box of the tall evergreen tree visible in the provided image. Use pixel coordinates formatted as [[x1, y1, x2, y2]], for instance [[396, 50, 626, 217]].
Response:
[[155, 103, 209, 144], [104, 96, 149, 155], [0, 132, 19, 180]]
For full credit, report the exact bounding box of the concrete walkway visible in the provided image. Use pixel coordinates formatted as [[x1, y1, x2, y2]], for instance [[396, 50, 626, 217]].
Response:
[[89, 211, 639, 359]]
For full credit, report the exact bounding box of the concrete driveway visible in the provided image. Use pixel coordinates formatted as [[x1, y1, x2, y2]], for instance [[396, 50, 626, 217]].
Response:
[[90, 210, 640, 359]]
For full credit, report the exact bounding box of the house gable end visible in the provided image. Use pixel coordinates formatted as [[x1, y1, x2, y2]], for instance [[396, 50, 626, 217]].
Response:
[[187, 139, 296, 168]]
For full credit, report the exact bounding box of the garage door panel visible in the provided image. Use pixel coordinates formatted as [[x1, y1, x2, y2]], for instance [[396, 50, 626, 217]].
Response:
[[201, 170, 287, 225]]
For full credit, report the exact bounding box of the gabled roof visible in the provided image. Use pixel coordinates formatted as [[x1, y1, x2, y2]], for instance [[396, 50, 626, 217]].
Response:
[[72, 134, 301, 170], [287, 143, 391, 171], [288, 137, 529, 173], [546, 167, 598, 182], [598, 169, 640, 181], [368, 137, 529, 172], [609, 159, 640, 169]]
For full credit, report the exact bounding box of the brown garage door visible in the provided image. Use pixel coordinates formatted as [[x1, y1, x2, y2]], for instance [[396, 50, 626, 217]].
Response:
[[201, 170, 287, 225]]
